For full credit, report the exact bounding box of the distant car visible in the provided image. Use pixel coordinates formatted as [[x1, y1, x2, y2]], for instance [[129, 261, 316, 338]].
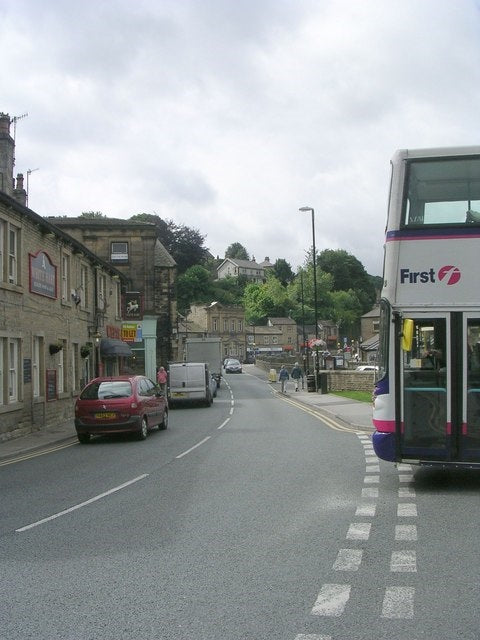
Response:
[[74, 375, 168, 443], [224, 358, 242, 373], [355, 365, 378, 371]]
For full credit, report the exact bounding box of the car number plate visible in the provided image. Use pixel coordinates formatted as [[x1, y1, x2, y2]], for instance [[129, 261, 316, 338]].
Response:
[[172, 392, 186, 397], [94, 412, 116, 419]]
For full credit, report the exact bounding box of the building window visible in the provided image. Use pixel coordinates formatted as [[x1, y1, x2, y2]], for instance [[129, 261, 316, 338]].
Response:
[[224, 319, 228, 332], [264, 336, 270, 345], [80, 265, 88, 309], [98, 273, 107, 310], [373, 320, 379, 333], [56, 341, 67, 394], [272, 336, 278, 344], [8, 338, 20, 402], [32, 335, 43, 397], [213, 318, 218, 332], [111, 242, 129, 262], [231, 320, 236, 332], [61, 253, 70, 302], [8, 225, 19, 285], [238, 320, 243, 332], [72, 343, 79, 392]]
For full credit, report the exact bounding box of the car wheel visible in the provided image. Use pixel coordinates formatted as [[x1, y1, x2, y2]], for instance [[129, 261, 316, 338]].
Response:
[[159, 410, 168, 430], [77, 433, 90, 444], [138, 417, 148, 440]]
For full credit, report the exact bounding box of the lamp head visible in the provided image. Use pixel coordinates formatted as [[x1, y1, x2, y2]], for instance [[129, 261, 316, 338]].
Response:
[[299, 206, 314, 213]]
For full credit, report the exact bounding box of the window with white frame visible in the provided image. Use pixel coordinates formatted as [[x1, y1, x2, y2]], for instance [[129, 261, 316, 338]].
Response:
[[223, 319, 228, 332], [272, 336, 278, 344], [8, 338, 19, 402], [80, 264, 88, 309], [71, 343, 78, 392], [238, 320, 243, 332], [111, 242, 129, 262], [213, 318, 218, 331], [231, 320, 236, 332], [32, 335, 43, 397], [57, 341, 66, 394], [8, 225, 19, 285], [264, 336, 270, 345], [98, 273, 107, 310], [61, 253, 70, 302]]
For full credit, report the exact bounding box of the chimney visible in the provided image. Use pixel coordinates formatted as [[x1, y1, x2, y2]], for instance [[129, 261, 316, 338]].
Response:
[[13, 173, 27, 206], [0, 113, 15, 196]]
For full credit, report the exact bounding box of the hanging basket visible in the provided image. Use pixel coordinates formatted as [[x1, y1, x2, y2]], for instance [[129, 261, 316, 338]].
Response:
[[49, 342, 63, 355], [80, 344, 92, 358]]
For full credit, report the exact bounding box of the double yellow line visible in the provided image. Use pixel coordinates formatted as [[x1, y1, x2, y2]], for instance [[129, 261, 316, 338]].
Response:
[[0, 440, 77, 467], [277, 392, 365, 434]]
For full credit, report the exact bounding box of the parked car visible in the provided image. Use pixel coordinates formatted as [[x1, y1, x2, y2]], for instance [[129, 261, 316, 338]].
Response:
[[224, 358, 242, 373], [74, 375, 168, 443], [355, 365, 378, 371]]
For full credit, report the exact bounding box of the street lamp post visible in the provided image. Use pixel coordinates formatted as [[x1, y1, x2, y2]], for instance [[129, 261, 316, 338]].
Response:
[[299, 206, 319, 391]]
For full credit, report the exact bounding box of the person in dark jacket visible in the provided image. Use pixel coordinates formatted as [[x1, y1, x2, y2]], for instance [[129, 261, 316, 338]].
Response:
[[278, 365, 289, 394], [290, 362, 304, 391]]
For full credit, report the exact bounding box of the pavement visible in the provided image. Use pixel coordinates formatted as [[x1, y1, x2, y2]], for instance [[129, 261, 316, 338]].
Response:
[[0, 365, 373, 464]]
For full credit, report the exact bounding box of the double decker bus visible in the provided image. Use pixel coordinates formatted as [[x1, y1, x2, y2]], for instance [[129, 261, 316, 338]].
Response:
[[372, 146, 480, 468]]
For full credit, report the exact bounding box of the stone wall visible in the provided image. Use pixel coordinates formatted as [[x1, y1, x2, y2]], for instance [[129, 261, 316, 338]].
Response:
[[255, 358, 375, 392]]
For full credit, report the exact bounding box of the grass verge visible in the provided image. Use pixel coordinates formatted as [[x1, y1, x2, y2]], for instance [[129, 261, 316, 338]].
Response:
[[331, 390, 372, 403]]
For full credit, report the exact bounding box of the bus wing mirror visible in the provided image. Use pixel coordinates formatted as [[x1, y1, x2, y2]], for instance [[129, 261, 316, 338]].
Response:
[[401, 318, 414, 351]]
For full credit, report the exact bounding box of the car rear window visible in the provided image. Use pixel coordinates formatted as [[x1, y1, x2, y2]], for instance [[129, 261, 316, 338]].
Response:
[[80, 380, 133, 400]]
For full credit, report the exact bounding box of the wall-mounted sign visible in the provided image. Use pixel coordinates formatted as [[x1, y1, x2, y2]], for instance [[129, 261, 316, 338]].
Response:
[[124, 291, 142, 319], [122, 323, 143, 343], [29, 251, 57, 299]]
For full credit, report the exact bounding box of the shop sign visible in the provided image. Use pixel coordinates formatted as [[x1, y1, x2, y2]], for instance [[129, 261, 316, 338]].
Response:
[[122, 323, 143, 343], [29, 251, 56, 299]]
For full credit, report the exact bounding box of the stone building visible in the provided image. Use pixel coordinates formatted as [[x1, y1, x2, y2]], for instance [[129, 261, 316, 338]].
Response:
[[49, 216, 177, 379], [187, 302, 246, 360], [0, 112, 131, 441]]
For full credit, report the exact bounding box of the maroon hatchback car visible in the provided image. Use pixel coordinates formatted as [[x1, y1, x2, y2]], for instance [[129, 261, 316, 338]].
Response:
[[74, 375, 168, 444]]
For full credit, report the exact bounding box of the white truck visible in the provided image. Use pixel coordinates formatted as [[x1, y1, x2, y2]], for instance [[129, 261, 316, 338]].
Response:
[[185, 337, 223, 388], [167, 362, 217, 407]]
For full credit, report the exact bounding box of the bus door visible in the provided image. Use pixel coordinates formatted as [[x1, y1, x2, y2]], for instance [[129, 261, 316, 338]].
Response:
[[400, 315, 449, 461], [400, 314, 480, 464], [463, 316, 480, 462]]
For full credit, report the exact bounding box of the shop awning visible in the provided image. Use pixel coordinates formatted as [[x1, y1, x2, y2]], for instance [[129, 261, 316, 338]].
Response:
[[100, 338, 132, 358]]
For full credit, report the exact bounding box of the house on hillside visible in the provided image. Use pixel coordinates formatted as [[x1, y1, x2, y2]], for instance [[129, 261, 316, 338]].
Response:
[[217, 257, 266, 283]]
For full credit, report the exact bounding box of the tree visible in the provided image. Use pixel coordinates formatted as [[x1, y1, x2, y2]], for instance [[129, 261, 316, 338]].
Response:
[[243, 277, 291, 324], [272, 258, 295, 285], [225, 242, 250, 260], [80, 211, 106, 218], [176, 265, 214, 315], [317, 249, 376, 312], [129, 213, 208, 274]]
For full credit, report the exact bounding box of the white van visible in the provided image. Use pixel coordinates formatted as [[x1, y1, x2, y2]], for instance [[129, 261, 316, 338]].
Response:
[[167, 362, 216, 407]]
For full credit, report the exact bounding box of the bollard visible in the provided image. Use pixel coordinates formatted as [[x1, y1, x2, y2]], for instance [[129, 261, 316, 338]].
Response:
[[269, 368, 277, 383]]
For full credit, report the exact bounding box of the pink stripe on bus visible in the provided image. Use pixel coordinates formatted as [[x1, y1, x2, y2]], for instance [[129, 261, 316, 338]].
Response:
[[373, 419, 395, 433]]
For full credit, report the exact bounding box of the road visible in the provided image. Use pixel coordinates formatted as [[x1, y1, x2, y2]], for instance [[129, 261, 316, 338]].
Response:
[[1, 369, 479, 639]]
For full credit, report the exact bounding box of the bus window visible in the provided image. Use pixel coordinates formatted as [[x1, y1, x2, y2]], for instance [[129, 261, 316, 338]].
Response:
[[403, 157, 480, 227]]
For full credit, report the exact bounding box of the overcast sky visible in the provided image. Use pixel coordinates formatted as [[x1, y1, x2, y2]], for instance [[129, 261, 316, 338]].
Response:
[[2, 0, 480, 277]]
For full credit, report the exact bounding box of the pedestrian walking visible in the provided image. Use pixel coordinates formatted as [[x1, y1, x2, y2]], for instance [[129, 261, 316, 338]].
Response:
[[278, 365, 289, 394], [290, 362, 304, 391], [156, 366, 167, 393]]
